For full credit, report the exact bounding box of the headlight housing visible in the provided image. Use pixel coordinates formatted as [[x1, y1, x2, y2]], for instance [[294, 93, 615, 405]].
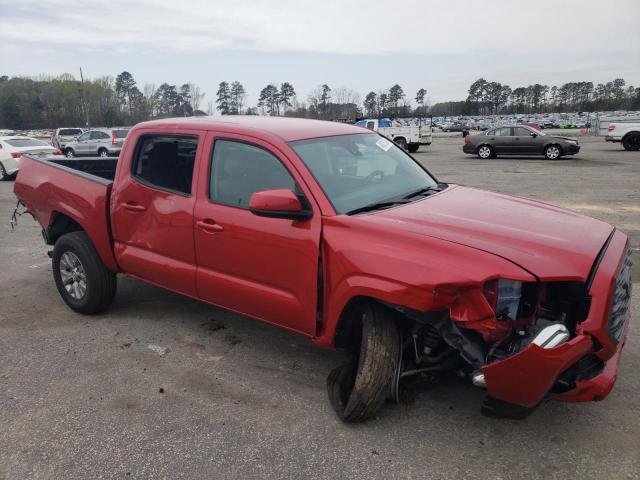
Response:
[[483, 279, 522, 321]]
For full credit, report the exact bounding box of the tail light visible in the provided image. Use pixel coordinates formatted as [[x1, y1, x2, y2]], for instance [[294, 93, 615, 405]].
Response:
[[52, 149, 63, 155], [10, 152, 22, 159], [112, 131, 117, 145], [608, 124, 616, 132], [464, 134, 472, 145]]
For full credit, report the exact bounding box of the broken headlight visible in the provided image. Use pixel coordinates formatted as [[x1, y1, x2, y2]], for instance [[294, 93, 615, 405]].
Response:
[[483, 279, 522, 321]]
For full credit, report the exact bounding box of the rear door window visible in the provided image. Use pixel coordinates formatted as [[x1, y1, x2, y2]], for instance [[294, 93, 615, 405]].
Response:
[[132, 135, 198, 195]]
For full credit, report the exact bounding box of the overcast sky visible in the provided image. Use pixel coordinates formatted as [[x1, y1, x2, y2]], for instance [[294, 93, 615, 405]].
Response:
[[1, 0, 639, 108]]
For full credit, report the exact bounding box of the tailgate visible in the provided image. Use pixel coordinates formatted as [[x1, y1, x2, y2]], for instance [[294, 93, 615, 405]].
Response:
[[13, 155, 119, 271]]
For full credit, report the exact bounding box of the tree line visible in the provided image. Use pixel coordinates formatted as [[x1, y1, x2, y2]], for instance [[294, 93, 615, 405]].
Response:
[[451, 77, 640, 117], [2, 71, 639, 130], [0, 72, 205, 130]]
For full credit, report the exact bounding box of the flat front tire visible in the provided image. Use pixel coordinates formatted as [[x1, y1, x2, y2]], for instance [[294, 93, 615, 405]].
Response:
[[52, 231, 116, 314], [327, 302, 400, 422]]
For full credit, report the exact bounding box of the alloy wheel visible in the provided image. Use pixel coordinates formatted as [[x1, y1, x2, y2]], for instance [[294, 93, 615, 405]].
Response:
[[59, 251, 87, 300]]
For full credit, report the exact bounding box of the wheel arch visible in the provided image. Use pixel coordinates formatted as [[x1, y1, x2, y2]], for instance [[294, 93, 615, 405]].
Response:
[[46, 211, 84, 245], [45, 210, 119, 272], [621, 130, 640, 142], [544, 142, 563, 154], [314, 276, 430, 349]]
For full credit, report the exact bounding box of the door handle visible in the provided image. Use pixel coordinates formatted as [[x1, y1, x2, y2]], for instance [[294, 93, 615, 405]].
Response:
[[197, 219, 224, 233], [122, 202, 146, 212]]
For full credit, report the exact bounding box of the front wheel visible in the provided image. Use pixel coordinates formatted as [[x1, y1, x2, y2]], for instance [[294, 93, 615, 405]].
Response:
[[544, 144, 562, 160], [0, 163, 6, 181], [407, 144, 420, 153], [65, 148, 75, 158], [477, 145, 493, 159], [622, 133, 640, 151], [327, 302, 400, 422], [52, 231, 117, 314]]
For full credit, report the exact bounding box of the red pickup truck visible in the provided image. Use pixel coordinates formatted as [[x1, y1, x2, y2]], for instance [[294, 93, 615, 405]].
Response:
[[14, 116, 632, 421]]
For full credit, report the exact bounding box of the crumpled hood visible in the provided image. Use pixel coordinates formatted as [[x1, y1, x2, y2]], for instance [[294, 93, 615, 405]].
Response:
[[366, 185, 613, 281]]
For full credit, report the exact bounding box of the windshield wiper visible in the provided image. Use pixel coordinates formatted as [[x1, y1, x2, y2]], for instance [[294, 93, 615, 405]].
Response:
[[402, 186, 442, 200], [347, 200, 409, 215]]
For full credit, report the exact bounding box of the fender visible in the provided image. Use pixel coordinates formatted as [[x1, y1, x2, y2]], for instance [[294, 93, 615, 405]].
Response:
[[313, 273, 430, 348]]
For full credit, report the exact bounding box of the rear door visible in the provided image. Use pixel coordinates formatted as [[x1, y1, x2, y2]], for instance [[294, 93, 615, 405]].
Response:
[[193, 132, 322, 336], [110, 129, 203, 296], [91, 131, 111, 154], [487, 127, 512, 154]]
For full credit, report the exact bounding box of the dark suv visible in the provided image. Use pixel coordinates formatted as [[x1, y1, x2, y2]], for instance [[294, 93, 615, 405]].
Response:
[[463, 125, 580, 160]]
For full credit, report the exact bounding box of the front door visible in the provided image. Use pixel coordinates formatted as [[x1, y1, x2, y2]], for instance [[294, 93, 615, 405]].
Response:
[[193, 133, 322, 336], [512, 126, 536, 154], [74, 131, 92, 155], [110, 130, 203, 297]]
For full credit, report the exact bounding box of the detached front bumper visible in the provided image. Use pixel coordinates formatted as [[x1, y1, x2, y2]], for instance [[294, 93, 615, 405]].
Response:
[[481, 230, 631, 415]]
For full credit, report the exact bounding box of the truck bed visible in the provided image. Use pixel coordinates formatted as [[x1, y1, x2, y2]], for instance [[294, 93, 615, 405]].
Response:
[[13, 154, 120, 271], [42, 157, 118, 182]]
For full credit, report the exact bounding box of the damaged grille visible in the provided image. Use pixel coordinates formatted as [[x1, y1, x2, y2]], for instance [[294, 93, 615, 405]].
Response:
[[608, 249, 632, 344]]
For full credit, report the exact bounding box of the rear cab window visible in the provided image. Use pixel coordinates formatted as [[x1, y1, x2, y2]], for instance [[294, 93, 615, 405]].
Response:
[[113, 129, 129, 139], [131, 135, 199, 195]]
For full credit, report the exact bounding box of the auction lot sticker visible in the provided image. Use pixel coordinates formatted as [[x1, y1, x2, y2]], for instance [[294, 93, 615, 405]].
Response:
[[376, 137, 393, 151]]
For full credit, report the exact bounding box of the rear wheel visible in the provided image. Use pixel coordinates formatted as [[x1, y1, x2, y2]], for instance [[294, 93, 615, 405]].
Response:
[[477, 145, 493, 159], [327, 302, 400, 422], [544, 144, 562, 160], [407, 144, 420, 153], [98, 148, 109, 158], [65, 148, 75, 158], [622, 133, 640, 151], [52, 231, 117, 314], [394, 137, 408, 150]]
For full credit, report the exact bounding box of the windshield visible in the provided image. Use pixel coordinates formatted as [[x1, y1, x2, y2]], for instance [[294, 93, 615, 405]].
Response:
[[59, 129, 82, 136], [5, 138, 49, 147], [290, 133, 439, 214]]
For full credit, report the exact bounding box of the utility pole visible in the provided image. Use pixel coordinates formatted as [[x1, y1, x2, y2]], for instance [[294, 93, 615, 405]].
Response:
[[79, 67, 90, 127]]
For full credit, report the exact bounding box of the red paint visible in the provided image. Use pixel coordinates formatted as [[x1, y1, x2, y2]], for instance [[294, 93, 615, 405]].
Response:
[[14, 116, 631, 410]]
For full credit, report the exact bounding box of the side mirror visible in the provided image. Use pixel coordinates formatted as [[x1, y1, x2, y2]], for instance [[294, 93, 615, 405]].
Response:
[[530, 132, 538, 138], [249, 189, 312, 221]]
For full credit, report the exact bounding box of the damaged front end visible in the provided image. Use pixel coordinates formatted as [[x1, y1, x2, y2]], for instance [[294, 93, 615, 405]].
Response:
[[391, 232, 632, 419]]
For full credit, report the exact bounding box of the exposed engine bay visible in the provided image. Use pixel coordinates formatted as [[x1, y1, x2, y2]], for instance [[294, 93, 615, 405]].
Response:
[[388, 279, 598, 418]]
